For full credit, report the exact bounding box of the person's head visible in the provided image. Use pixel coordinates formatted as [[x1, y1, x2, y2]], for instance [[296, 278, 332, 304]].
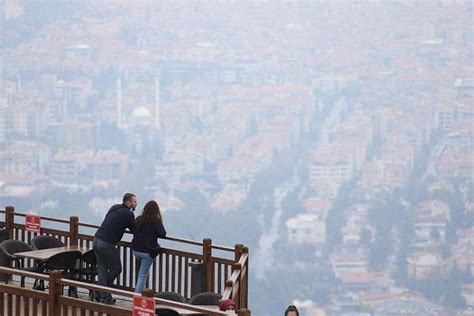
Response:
[[285, 305, 299, 316], [136, 200, 162, 229], [218, 299, 236, 311], [123, 193, 137, 211]]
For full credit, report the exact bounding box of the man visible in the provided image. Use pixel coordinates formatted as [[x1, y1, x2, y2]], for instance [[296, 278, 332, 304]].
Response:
[[93, 193, 137, 304], [285, 305, 299, 316]]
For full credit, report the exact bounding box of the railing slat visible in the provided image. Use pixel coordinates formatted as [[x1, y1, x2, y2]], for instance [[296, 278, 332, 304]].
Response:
[[7, 293, 12, 316], [121, 246, 127, 287], [177, 255, 183, 294], [184, 257, 189, 299], [158, 253, 163, 292], [0, 295, 3, 316], [15, 294, 20, 316], [217, 263, 222, 293], [41, 298, 47, 316], [23, 296, 29, 316], [165, 253, 170, 292], [171, 254, 176, 292], [32, 297, 38, 316]]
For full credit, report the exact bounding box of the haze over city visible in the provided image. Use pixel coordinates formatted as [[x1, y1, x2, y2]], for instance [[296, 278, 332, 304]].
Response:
[[1, 1, 473, 315]]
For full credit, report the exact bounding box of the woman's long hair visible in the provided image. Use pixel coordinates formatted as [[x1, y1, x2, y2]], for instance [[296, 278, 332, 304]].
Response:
[[135, 200, 163, 230]]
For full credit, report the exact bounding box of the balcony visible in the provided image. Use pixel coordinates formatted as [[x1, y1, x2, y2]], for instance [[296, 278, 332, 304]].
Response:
[[0, 206, 250, 315]]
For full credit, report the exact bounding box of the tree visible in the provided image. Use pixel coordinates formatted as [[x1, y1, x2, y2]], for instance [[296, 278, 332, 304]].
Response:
[[96, 121, 126, 151], [432, 187, 472, 244], [323, 181, 356, 255], [369, 225, 391, 269]]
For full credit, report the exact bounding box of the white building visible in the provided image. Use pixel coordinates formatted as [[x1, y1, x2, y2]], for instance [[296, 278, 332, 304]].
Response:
[[461, 284, 474, 307], [286, 213, 326, 245]]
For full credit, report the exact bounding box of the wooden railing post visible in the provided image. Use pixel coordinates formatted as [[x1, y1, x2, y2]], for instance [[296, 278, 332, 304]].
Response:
[[202, 238, 213, 292], [234, 244, 244, 262], [241, 246, 249, 309], [49, 270, 62, 315], [235, 243, 244, 307], [69, 216, 79, 246], [238, 309, 251, 316], [5, 206, 14, 240]]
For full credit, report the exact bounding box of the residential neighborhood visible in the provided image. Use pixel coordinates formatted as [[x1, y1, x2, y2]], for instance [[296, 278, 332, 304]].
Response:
[[0, 1, 472, 315]]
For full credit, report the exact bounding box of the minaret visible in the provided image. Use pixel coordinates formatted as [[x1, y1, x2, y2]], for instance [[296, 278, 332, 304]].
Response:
[[154, 76, 161, 129], [117, 77, 122, 128], [16, 75, 21, 92]]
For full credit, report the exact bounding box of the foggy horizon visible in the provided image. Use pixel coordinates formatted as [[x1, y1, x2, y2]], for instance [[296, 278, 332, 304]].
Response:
[[1, 1, 473, 315]]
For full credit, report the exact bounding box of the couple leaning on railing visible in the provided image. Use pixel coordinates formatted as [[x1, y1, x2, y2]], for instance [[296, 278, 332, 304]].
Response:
[[92, 193, 166, 304], [0, 197, 251, 314]]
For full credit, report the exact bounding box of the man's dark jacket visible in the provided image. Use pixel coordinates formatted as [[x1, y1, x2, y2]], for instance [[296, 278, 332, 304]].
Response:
[[95, 204, 135, 245]]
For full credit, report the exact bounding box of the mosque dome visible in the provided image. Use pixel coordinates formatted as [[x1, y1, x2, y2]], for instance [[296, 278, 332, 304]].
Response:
[[131, 106, 152, 118]]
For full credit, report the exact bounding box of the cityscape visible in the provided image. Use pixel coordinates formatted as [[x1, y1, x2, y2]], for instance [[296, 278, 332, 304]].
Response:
[[0, 1, 473, 315]]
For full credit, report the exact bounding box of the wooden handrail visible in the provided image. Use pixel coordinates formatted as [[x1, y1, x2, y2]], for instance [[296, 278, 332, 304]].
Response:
[[164, 235, 206, 246], [0, 267, 49, 280], [58, 277, 231, 315], [77, 222, 99, 228], [6, 210, 236, 251], [209, 256, 235, 265], [161, 247, 203, 260], [222, 252, 249, 304], [211, 244, 235, 252]]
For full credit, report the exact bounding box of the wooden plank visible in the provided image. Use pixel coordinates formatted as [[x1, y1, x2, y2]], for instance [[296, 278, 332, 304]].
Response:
[[0, 293, 4, 315], [217, 264, 222, 293], [15, 295, 20, 316], [184, 257, 189, 299], [121, 246, 127, 287], [224, 265, 229, 286], [177, 256, 182, 294], [7, 293, 12, 316], [165, 253, 170, 291], [23, 296, 29, 316], [158, 253, 163, 292], [171, 254, 176, 292], [41, 299, 47, 316], [151, 259, 157, 291], [32, 297, 38, 316]]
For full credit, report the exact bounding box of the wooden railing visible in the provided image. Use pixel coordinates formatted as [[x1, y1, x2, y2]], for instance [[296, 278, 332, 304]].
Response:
[[0, 267, 250, 316], [0, 206, 250, 312], [224, 248, 249, 309]]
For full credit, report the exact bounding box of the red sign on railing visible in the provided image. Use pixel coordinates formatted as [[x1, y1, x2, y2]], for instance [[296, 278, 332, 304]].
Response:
[[25, 215, 41, 233], [133, 295, 155, 316]]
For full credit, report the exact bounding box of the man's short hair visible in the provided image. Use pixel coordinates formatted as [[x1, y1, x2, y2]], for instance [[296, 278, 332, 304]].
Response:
[[123, 193, 136, 204]]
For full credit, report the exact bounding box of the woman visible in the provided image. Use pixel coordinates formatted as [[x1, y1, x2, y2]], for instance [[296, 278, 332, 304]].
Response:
[[218, 299, 236, 312], [284, 305, 299, 316], [132, 200, 166, 293]]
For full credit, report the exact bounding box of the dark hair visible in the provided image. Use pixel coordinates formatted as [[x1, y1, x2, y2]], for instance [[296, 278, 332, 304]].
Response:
[[123, 193, 136, 204], [135, 200, 162, 230], [285, 305, 299, 316]]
